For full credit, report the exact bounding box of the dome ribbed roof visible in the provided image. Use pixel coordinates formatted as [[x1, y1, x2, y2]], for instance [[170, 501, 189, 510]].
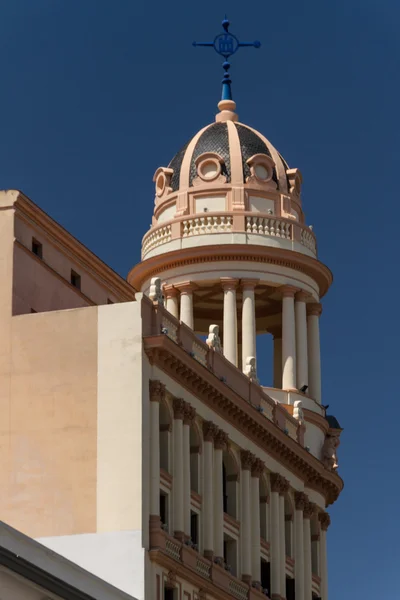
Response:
[[167, 121, 289, 193]]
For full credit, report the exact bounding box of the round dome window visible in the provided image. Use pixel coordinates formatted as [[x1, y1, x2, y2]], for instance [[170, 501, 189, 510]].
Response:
[[200, 160, 220, 180], [254, 164, 270, 181], [156, 173, 166, 197]]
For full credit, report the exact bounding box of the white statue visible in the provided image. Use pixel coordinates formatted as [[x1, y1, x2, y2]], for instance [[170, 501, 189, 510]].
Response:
[[322, 434, 340, 471], [149, 277, 164, 305], [293, 400, 304, 423], [244, 356, 259, 383], [206, 324, 222, 353]]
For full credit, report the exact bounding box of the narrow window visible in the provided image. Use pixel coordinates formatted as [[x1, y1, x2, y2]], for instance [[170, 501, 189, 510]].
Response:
[[164, 588, 176, 600], [190, 511, 198, 546], [32, 238, 42, 259], [286, 577, 295, 600], [260, 559, 271, 594], [160, 492, 168, 530], [71, 270, 81, 290]]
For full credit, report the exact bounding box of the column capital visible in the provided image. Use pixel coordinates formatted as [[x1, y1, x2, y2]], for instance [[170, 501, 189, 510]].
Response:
[[220, 277, 239, 291], [149, 380, 166, 403], [307, 302, 323, 317], [214, 429, 229, 450], [303, 500, 317, 519], [251, 457, 265, 478], [270, 472, 289, 494], [163, 284, 179, 298], [183, 404, 196, 426], [279, 285, 298, 298], [241, 278, 259, 291], [240, 449, 256, 470], [202, 420, 218, 442], [295, 290, 311, 303], [318, 511, 331, 531], [294, 491, 308, 510], [175, 281, 194, 294], [172, 397, 186, 420]]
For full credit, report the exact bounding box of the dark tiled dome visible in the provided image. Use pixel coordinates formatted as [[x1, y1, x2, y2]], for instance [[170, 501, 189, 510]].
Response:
[[167, 122, 288, 192]]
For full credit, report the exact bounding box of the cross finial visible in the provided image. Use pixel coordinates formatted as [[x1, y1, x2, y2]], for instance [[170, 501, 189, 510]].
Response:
[[193, 18, 261, 103]]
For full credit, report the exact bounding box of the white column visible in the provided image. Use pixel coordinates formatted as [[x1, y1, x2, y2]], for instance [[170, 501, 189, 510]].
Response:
[[149, 382, 164, 520], [183, 405, 195, 539], [178, 282, 194, 329], [251, 460, 264, 585], [270, 474, 284, 597], [242, 279, 258, 371], [303, 502, 314, 600], [294, 492, 306, 600], [281, 286, 297, 390], [221, 278, 238, 366], [240, 451, 254, 583], [272, 331, 282, 389], [203, 421, 216, 558], [295, 291, 309, 390], [164, 285, 179, 319], [307, 303, 322, 403], [319, 512, 330, 600], [214, 429, 228, 561], [279, 494, 286, 596], [172, 398, 185, 539]]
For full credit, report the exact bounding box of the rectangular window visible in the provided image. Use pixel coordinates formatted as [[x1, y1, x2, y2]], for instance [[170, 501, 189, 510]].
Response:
[[70, 270, 81, 290], [32, 238, 42, 259], [261, 559, 270, 594], [164, 588, 175, 600], [286, 577, 295, 600], [160, 492, 168, 528], [190, 511, 198, 546]]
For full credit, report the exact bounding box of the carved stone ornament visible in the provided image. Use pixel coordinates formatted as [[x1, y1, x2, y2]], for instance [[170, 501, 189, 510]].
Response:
[[153, 166, 173, 199], [303, 500, 317, 519], [183, 404, 196, 426], [321, 433, 340, 471], [286, 167, 303, 197], [244, 356, 259, 383], [173, 397, 186, 420], [214, 429, 229, 450], [202, 420, 218, 442], [149, 277, 164, 305], [270, 473, 289, 494], [241, 449, 256, 471], [294, 491, 308, 511], [165, 570, 177, 589], [251, 457, 265, 478], [206, 324, 222, 353], [149, 380, 166, 403], [318, 511, 331, 531]]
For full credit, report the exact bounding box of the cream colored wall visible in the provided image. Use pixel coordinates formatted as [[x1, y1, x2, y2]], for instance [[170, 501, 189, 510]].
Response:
[[14, 215, 119, 311], [0, 307, 99, 537]]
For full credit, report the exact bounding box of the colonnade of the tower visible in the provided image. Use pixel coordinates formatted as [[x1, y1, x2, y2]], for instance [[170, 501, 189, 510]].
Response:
[[164, 281, 322, 402]]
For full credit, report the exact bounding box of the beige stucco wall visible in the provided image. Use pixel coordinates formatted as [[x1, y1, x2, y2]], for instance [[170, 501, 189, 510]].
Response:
[[0, 306, 99, 537]]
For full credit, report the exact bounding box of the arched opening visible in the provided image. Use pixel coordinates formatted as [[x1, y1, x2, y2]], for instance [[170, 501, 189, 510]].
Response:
[[284, 494, 294, 558], [259, 475, 270, 541], [222, 450, 239, 519], [190, 422, 201, 493], [311, 514, 320, 575], [159, 399, 171, 473]]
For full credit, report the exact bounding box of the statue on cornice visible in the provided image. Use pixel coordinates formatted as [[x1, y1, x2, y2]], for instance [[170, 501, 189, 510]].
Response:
[[149, 277, 164, 305], [322, 433, 340, 471], [206, 324, 222, 353]]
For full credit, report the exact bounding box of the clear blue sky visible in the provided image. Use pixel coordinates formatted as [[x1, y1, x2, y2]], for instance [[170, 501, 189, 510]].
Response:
[[0, 1, 398, 597]]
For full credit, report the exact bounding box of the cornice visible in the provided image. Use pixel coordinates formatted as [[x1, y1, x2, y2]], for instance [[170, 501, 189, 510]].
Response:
[[144, 334, 343, 506], [14, 192, 137, 300], [128, 243, 333, 297]]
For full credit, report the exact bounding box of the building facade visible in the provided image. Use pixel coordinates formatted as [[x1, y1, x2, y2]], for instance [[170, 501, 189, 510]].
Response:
[[0, 90, 343, 600]]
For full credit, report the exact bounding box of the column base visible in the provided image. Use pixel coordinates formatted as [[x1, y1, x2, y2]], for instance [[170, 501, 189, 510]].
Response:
[[242, 574, 252, 584], [204, 549, 214, 560]]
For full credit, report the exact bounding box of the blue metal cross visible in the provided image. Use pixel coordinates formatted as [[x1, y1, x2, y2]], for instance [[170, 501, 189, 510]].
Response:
[[193, 17, 261, 101]]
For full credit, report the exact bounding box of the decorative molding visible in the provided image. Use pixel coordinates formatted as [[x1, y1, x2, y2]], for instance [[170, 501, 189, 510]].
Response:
[[318, 511, 331, 531], [183, 404, 196, 426], [173, 398, 186, 420], [251, 458, 265, 478], [214, 429, 229, 450], [294, 491, 308, 511], [150, 380, 166, 403], [270, 473, 289, 494], [240, 449, 256, 471], [144, 335, 343, 506], [303, 501, 317, 519], [202, 420, 218, 442], [307, 302, 323, 317]]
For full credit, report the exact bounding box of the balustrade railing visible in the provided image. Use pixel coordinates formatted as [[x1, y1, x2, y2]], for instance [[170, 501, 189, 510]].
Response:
[[142, 224, 171, 257], [245, 215, 291, 239], [228, 579, 249, 600], [182, 214, 233, 237]]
